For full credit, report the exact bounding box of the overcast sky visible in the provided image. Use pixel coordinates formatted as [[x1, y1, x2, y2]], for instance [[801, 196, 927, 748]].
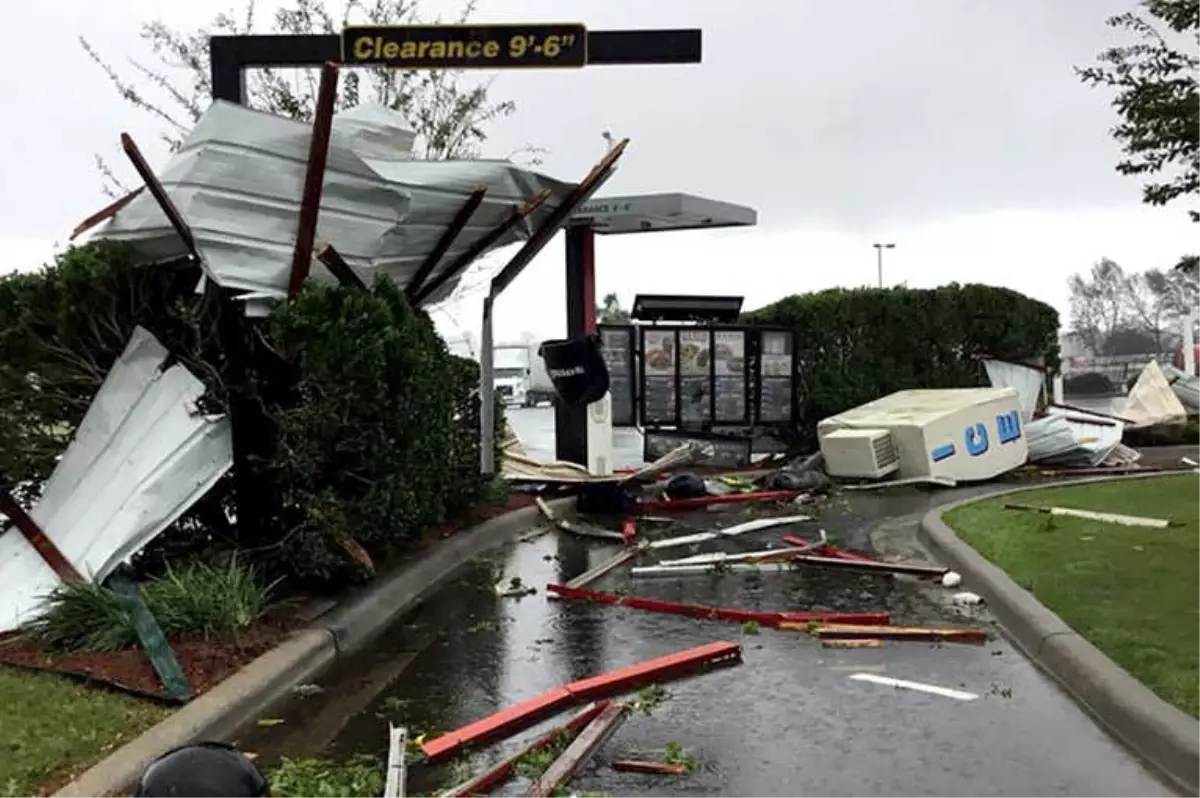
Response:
[[1, 0, 1193, 347]]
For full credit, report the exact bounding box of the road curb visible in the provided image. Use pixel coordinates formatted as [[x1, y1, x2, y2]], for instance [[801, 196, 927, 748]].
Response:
[[918, 473, 1199, 796], [55, 498, 571, 797]]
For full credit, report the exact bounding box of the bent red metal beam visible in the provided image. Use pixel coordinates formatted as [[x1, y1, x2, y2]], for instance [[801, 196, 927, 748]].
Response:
[[639, 490, 808, 512], [527, 702, 630, 797], [70, 188, 144, 241], [314, 240, 368, 291], [419, 640, 741, 762], [446, 702, 609, 797], [0, 486, 82, 583], [782, 536, 877, 563], [121, 134, 200, 259], [287, 61, 340, 300], [413, 189, 552, 305], [547, 584, 889, 628], [488, 139, 630, 299], [405, 185, 488, 303]]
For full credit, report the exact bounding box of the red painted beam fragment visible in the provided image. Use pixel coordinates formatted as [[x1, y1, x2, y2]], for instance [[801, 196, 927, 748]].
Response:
[[621, 516, 637, 543], [783, 536, 878, 563], [547, 584, 889, 628], [420, 641, 742, 763], [639, 490, 808, 512], [447, 702, 609, 797], [287, 61, 339, 300]]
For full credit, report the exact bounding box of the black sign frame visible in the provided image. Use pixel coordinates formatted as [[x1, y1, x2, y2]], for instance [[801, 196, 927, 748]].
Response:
[[642, 428, 754, 469], [597, 323, 638, 427], [341, 23, 588, 70]]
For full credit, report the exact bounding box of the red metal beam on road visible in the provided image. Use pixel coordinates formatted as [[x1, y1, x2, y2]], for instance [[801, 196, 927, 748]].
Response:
[[611, 759, 690, 776], [547, 584, 889, 628], [287, 61, 340, 300], [527, 702, 629, 797], [804, 623, 987, 644], [639, 490, 808, 512], [788, 553, 948, 578], [420, 641, 742, 762], [782, 536, 878, 563], [446, 702, 609, 797]]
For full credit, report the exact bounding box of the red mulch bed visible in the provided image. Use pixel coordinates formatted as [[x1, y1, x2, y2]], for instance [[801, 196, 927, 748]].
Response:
[[0, 494, 540, 702], [0, 618, 295, 702]]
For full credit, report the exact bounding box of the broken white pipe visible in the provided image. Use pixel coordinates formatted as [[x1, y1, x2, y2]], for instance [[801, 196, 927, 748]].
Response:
[[383, 725, 407, 798], [646, 515, 813, 551], [1006, 503, 1177, 528], [941, 571, 963, 588], [657, 545, 813, 568], [632, 562, 799, 578], [848, 673, 978, 702], [1052, 373, 1065, 405]]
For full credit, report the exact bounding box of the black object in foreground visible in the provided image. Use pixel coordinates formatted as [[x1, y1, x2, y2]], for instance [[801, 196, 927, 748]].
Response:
[[135, 742, 269, 797]]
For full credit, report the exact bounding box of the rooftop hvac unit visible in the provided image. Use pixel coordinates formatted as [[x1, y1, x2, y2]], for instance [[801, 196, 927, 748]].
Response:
[[820, 428, 900, 479]]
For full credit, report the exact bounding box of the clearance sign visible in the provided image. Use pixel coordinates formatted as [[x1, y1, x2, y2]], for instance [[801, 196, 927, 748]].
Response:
[[341, 23, 588, 69]]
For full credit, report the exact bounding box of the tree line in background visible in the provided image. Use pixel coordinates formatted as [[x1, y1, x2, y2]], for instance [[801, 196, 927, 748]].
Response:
[[1067, 259, 1198, 356]]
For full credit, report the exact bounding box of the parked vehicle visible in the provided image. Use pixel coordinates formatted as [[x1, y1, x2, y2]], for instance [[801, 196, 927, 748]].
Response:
[[493, 343, 556, 407]]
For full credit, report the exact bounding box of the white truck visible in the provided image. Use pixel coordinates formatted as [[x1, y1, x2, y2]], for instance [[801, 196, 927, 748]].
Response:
[[493, 343, 556, 408]]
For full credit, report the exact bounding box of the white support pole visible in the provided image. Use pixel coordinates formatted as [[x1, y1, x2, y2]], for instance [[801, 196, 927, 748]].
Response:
[[1183, 313, 1197, 376], [480, 295, 496, 475], [585, 392, 613, 476], [1052, 373, 1064, 404]]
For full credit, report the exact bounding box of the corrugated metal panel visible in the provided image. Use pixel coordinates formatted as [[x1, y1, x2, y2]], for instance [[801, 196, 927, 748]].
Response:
[[92, 101, 574, 305], [0, 327, 233, 633]]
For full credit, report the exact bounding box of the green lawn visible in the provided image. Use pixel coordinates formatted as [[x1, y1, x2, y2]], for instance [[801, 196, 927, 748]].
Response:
[[0, 667, 169, 796], [945, 474, 1199, 717]]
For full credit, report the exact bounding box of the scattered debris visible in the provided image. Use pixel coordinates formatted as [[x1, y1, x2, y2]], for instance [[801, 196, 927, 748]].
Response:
[[785, 553, 949, 579], [629, 684, 671, 715], [842, 475, 957, 491], [536, 498, 626, 542], [849, 672, 979, 701], [632, 562, 798, 577], [257, 718, 286, 727], [555, 549, 639, 594], [527, 703, 630, 797], [383, 725, 407, 798], [1003, 503, 1180, 529], [610, 759, 689, 776], [639, 490, 810, 513], [547, 583, 889, 628], [496, 575, 539, 598], [292, 683, 324, 698], [656, 545, 813, 568], [822, 639, 883, 649], [1182, 457, 1198, 468], [420, 641, 742, 762], [952, 591, 985, 606], [442, 703, 608, 797], [804, 623, 987, 645], [940, 571, 963, 588], [741, 620, 761, 635], [646, 515, 813, 551]]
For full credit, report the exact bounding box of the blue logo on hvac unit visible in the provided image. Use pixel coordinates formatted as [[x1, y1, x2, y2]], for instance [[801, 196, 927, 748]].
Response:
[[929, 410, 1022, 462]]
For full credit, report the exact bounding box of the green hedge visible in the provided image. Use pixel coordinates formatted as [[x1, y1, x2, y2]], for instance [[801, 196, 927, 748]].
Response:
[[746, 284, 1060, 445], [0, 242, 501, 588]]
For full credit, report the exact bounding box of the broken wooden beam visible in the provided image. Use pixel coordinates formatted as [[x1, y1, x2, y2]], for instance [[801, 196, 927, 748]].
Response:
[[799, 623, 987, 644], [405, 185, 488, 302], [383, 725, 407, 798], [559, 549, 638, 592], [534, 497, 625, 542], [547, 584, 889, 628], [315, 240, 368, 291], [120, 134, 200, 259], [413, 190, 552, 305], [0, 485, 82, 583], [822, 639, 883, 649], [287, 61, 340, 299], [610, 759, 689, 776], [445, 703, 609, 797], [526, 702, 629, 797], [419, 641, 742, 762]]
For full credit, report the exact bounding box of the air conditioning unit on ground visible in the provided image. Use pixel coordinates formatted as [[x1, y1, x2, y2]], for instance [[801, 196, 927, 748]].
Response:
[[820, 428, 900, 479]]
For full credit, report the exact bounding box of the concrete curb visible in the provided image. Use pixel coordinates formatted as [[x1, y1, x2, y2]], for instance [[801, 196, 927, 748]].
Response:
[[918, 473, 1199, 797], [56, 498, 572, 797]]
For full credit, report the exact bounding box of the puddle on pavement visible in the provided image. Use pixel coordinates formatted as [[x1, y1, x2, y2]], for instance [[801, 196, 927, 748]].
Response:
[[235, 498, 987, 797]]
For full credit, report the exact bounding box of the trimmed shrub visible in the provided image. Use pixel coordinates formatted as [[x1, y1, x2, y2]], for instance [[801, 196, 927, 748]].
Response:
[[745, 284, 1060, 446]]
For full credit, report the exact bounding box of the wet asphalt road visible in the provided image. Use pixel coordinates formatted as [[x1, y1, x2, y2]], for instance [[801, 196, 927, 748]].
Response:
[[239, 408, 1176, 797]]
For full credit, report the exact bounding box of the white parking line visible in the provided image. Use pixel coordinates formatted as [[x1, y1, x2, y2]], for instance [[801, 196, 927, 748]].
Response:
[[849, 672, 979, 701]]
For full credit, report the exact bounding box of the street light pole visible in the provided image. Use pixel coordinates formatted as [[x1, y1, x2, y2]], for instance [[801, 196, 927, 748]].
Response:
[[873, 242, 895, 288]]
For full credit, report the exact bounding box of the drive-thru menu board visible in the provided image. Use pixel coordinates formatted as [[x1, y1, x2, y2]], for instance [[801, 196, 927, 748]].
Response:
[[678, 329, 711, 427], [757, 330, 794, 424], [644, 430, 753, 468], [598, 326, 636, 426], [641, 328, 676, 425], [713, 329, 748, 424]]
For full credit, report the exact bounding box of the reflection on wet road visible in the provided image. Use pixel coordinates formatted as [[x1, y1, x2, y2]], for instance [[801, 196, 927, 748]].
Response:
[[237, 411, 1174, 796]]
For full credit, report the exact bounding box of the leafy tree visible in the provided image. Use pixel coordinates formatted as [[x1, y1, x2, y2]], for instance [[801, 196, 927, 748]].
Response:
[[81, 0, 539, 197], [596, 292, 631, 324], [1068, 257, 1198, 353], [1076, 0, 1199, 220]]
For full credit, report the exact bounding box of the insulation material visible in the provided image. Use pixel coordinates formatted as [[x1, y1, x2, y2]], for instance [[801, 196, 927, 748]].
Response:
[[1121, 361, 1188, 428], [982, 358, 1044, 421], [818, 388, 1028, 482], [0, 327, 233, 633], [91, 101, 574, 305]]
